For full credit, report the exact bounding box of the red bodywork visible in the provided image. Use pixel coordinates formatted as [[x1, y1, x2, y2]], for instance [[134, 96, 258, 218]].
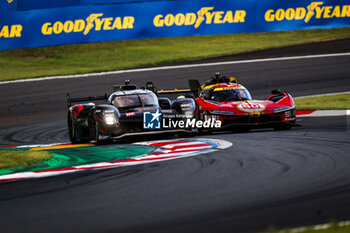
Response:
[[195, 83, 296, 129]]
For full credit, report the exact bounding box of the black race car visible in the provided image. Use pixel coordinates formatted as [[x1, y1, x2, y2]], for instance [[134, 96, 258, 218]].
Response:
[[67, 81, 196, 144]]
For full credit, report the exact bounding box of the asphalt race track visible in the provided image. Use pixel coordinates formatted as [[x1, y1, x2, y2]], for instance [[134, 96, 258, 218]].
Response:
[[0, 39, 350, 233]]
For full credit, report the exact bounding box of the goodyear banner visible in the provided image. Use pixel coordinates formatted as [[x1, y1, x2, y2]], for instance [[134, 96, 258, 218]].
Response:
[[0, 0, 349, 50], [257, 0, 350, 31], [0, 0, 16, 12]]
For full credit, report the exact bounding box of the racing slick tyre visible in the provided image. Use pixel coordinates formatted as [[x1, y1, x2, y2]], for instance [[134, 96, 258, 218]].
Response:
[[94, 123, 110, 145], [68, 114, 80, 144], [94, 123, 102, 145]]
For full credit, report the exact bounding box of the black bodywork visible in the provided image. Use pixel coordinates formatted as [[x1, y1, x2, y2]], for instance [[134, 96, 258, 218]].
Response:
[[67, 83, 196, 144]]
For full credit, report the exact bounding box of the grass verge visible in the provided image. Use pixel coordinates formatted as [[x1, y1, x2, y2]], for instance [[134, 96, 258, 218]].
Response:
[[262, 222, 350, 233], [0, 150, 53, 170], [0, 27, 350, 81], [295, 94, 350, 110]]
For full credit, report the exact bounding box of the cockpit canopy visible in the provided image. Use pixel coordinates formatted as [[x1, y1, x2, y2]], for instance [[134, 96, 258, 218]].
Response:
[[202, 86, 252, 102], [110, 91, 159, 109]]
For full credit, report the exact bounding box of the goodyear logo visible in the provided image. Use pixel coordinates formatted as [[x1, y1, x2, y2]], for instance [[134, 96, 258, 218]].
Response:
[[265, 2, 350, 23], [7, 0, 14, 3], [41, 13, 134, 35], [153, 7, 246, 28], [0, 25, 22, 38]]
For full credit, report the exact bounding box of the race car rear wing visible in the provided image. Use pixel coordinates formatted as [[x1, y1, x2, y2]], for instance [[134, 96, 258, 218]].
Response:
[[66, 92, 108, 107], [146, 79, 201, 98]]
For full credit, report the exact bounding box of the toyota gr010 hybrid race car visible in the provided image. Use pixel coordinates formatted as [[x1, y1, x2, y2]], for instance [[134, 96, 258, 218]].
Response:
[[66, 81, 196, 144], [149, 72, 297, 131]]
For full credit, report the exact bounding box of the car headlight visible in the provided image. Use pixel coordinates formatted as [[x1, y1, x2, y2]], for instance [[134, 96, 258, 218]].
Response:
[[104, 115, 116, 125], [204, 114, 219, 121]]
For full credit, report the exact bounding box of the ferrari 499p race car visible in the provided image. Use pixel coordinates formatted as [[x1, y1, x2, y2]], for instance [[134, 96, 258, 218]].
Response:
[[194, 73, 297, 131], [66, 81, 196, 144], [149, 72, 297, 132]]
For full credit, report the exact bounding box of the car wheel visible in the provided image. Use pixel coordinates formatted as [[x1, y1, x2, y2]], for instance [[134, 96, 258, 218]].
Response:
[[94, 123, 102, 144], [94, 123, 110, 145], [68, 114, 79, 144]]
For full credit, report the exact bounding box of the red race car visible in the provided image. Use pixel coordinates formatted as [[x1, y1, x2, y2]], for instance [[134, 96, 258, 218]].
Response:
[[151, 72, 297, 132]]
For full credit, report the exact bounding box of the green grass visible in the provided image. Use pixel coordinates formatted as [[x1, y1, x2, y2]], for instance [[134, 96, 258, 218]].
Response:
[[0, 150, 53, 169], [295, 94, 350, 110], [262, 223, 350, 233], [0, 27, 350, 81]]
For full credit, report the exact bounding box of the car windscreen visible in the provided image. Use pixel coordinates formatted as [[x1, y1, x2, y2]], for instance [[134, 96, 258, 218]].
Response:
[[210, 88, 252, 102], [112, 93, 158, 108]]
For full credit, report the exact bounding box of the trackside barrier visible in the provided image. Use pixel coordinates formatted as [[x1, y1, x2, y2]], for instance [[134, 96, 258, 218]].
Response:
[[0, 0, 350, 50]]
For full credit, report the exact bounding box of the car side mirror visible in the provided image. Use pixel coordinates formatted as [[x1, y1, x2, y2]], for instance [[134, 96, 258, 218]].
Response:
[[271, 89, 281, 95]]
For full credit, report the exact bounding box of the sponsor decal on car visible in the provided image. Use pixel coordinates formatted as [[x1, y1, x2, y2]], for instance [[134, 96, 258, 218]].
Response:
[[126, 112, 136, 117], [161, 109, 173, 113], [273, 105, 292, 113], [237, 103, 266, 113], [210, 110, 236, 115], [139, 107, 155, 111], [213, 87, 245, 91]]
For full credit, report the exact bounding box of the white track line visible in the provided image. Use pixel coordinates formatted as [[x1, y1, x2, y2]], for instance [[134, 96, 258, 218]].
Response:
[[1, 52, 350, 85], [297, 110, 349, 117], [295, 91, 350, 99]]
